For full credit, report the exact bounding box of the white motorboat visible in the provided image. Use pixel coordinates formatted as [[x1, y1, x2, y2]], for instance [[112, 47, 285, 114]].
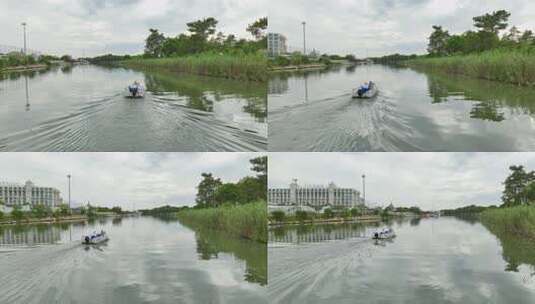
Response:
[[82, 230, 109, 245], [352, 81, 378, 99], [372, 228, 396, 240], [125, 81, 145, 98]]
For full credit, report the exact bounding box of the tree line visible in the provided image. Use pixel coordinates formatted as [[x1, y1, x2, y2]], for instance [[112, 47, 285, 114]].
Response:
[[195, 156, 267, 208], [144, 17, 267, 58], [427, 10, 534, 56]]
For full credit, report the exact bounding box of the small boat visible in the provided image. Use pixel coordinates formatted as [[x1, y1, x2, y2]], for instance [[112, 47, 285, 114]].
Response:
[[82, 230, 109, 245], [352, 81, 378, 99], [372, 228, 396, 240], [125, 81, 145, 99]]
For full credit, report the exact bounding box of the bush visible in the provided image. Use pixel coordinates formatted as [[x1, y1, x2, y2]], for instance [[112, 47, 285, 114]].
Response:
[[323, 208, 334, 219], [295, 210, 309, 222], [271, 210, 285, 222]]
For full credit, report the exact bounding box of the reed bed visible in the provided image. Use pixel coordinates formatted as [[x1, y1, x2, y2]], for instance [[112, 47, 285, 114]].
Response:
[[175, 201, 267, 243], [408, 48, 535, 86], [123, 53, 267, 82], [480, 205, 535, 240]]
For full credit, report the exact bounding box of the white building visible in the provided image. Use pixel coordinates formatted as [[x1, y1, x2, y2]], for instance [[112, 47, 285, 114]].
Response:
[[269, 179, 364, 211], [0, 181, 63, 210], [268, 33, 288, 57]]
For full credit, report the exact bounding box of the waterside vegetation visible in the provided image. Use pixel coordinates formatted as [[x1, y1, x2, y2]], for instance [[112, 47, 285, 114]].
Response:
[[92, 17, 268, 81], [408, 10, 535, 86]]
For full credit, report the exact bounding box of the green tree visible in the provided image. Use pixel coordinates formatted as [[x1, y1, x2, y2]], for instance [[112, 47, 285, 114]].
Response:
[[427, 25, 451, 56], [519, 30, 535, 44], [295, 211, 309, 222], [196, 173, 222, 208], [11, 205, 25, 221], [246, 17, 267, 40], [350, 208, 361, 217], [0, 210, 3, 220], [236, 176, 265, 203], [473, 10, 511, 34], [187, 17, 218, 41], [144, 28, 166, 58], [502, 165, 535, 207], [214, 183, 241, 205], [31, 204, 47, 218], [111, 206, 122, 214], [271, 210, 285, 222], [323, 208, 334, 219]]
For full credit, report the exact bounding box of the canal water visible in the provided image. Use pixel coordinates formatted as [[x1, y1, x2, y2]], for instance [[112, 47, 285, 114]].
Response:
[[0, 65, 267, 152], [268, 217, 535, 304], [0, 216, 267, 304], [268, 64, 535, 151]]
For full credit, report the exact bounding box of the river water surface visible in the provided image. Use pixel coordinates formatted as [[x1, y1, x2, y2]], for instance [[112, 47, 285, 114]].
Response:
[[0, 65, 267, 151], [268, 217, 535, 303], [269, 65, 535, 151], [0, 216, 266, 304]]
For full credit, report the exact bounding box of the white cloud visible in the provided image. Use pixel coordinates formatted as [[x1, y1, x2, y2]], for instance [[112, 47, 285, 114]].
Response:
[[268, 0, 535, 56], [268, 152, 535, 210], [0, 152, 263, 209], [0, 0, 267, 56]]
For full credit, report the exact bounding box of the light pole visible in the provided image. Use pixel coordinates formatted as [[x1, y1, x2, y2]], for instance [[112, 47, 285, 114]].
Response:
[[362, 174, 366, 205], [21, 22, 27, 55], [67, 174, 71, 208], [302, 21, 306, 55]]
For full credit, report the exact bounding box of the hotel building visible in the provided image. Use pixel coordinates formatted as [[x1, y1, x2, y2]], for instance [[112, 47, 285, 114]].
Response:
[[268, 179, 364, 211], [0, 180, 63, 208], [268, 33, 288, 57]]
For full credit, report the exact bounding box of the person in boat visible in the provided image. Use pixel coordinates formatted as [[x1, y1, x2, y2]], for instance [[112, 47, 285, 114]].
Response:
[[357, 81, 370, 96], [128, 81, 141, 97]]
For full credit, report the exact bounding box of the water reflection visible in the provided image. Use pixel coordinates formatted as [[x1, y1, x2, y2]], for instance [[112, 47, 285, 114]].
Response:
[[0, 224, 61, 246], [269, 217, 535, 303], [193, 228, 267, 286], [0, 217, 266, 303], [269, 223, 371, 244], [0, 65, 267, 151], [269, 64, 535, 151]]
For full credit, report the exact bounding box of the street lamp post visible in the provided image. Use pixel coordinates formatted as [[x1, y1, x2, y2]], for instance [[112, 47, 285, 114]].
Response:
[[67, 174, 71, 208], [302, 21, 306, 55], [362, 174, 366, 205], [21, 22, 27, 55]]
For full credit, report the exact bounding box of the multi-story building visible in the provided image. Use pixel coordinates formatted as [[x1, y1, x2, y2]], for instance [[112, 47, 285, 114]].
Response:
[[0, 180, 62, 208], [268, 33, 288, 57], [269, 179, 364, 211]]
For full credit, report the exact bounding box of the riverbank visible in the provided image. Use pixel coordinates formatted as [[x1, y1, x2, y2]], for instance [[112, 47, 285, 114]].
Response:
[[1, 64, 48, 73], [480, 205, 535, 240], [174, 201, 267, 243], [122, 52, 267, 82], [407, 48, 535, 86], [269, 63, 326, 72], [269, 215, 381, 226], [0, 215, 88, 226]]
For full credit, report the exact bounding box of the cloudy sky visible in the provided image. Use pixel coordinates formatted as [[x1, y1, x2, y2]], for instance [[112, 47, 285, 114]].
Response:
[[268, 0, 535, 57], [268, 153, 535, 210], [0, 152, 262, 209], [0, 0, 267, 57]]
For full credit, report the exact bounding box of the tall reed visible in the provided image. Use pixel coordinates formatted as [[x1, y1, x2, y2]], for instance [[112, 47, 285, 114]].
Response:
[[123, 52, 267, 82], [480, 205, 535, 240], [408, 48, 535, 86], [175, 201, 267, 243]]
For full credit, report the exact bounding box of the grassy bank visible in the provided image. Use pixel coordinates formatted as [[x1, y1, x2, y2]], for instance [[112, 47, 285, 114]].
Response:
[[123, 52, 267, 82], [175, 201, 267, 243], [480, 205, 535, 240], [408, 48, 535, 86]]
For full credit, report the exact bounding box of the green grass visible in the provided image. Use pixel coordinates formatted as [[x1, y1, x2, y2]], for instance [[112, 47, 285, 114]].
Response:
[[480, 205, 535, 240], [123, 52, 267, 82], [175, 201, 267, 243], [408, 48, 535, 86]]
